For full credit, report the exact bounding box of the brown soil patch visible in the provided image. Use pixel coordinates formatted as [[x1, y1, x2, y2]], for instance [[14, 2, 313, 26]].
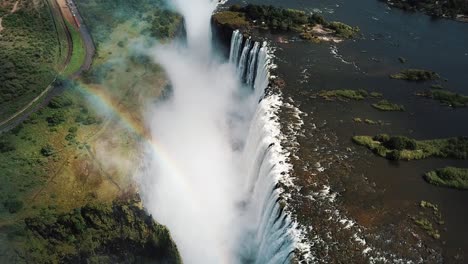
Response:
[[11, 1, 19, 13], [56, 0, 77, 29]]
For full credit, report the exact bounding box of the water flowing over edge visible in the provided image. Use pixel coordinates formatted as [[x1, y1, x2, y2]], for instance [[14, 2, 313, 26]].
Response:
[[229, 29, 313, 263]]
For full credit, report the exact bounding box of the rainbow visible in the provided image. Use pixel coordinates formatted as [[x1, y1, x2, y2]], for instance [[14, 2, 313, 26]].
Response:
[[73, 80, 197, 203]]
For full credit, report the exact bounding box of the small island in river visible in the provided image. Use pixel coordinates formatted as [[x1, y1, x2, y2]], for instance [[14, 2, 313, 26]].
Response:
[[213, 4, 360, 43]]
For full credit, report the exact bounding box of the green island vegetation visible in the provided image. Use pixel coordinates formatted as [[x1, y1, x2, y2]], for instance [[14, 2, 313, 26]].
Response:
[[372, 100, 405, 111], [421, 89, 468, 108], [412, 217, 441, 239], [353, 118, 381, 125], [380, 0, 468, 20], [411, 200, 444, 239], [390, 69, 440, 82], [0, 1, 60, 121], [430, 84, 444, 89], [424, 167, 468, 190], [370, 92, 383, 98], [0, 0, 183, 261], [12, 199, 181, 263], [318, 89, 369, 100], [352, 134, 468, 160], [213, 4, 359, 42]]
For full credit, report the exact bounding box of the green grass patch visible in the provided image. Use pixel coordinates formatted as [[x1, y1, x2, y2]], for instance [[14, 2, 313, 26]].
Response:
[[63, 22, 85, 76], [352, 135, 468, 161], [372, 100, 405, 111], [390, 69, 440, 81], [424, 167, 468, 190]]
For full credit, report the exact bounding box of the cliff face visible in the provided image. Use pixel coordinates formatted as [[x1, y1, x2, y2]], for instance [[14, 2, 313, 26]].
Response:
[[211, 12, 250, 54], [16, 199, 182, 264]]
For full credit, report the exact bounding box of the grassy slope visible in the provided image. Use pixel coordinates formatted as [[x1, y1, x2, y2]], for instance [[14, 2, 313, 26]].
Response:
[[63, 21, 85, 76]]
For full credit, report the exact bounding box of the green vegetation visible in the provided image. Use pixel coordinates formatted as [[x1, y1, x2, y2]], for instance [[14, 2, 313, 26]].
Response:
[[353, 135, 468, 160], [213, 4, 359, 40], [423, 89, 468, 108], [319, 89, 368, 100], [13, 199, 182, 263], [1, 1, 183, 262], [212, 11, 250, 28], [411, 200, 444, 239], [372, 100, 405, 111], [64, 22, 85, 76], [353, 118, 381, 125], [430, 84, 444, 89], [76, 0, 181, 43], [424, 167, 468, 190], [327, 21, 360, 39], [390, 69, 440, 81], [3, 196, 24, 214], [412, 217, 441, 239], [0, 2, 59, 120], [370, 92, 383, 98], [381, 0, 468, 18], [149, 8, 182, 40]]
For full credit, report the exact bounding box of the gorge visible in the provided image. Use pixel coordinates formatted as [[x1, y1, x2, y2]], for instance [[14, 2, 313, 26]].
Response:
[[138, 0, 305, 263]]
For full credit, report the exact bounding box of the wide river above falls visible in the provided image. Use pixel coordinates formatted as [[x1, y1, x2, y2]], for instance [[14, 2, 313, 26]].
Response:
[[227, 0, 468, 261]]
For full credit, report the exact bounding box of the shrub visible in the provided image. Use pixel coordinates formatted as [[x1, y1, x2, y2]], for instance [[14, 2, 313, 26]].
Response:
[[40, 144, 55, 157], [48, 95, 73, 109], [384, 136, 417, 150], [46, 112, 65, 126], [3, 197, 24, 213], [0, 140, 15, 153]]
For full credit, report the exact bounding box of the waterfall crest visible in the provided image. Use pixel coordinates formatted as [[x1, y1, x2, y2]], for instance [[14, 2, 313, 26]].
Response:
[[230, 31, 298, 264]]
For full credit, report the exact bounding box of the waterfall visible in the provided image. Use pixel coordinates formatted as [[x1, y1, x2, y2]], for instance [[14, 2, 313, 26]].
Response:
[[230, 31, 297, 264], [237, 37, 252, 81], [229, 29, 243, 65], [246, 42, 260, 87], [139, 6, 308, 261]]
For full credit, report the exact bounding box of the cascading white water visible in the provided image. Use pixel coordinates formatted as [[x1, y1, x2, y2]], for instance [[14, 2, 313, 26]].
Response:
[[237, 37, 252, 80], [138, 0, 300, 263], [246, 42, 260, 87], [230, 29, 244, 65], [230, 32, 296, 264]]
